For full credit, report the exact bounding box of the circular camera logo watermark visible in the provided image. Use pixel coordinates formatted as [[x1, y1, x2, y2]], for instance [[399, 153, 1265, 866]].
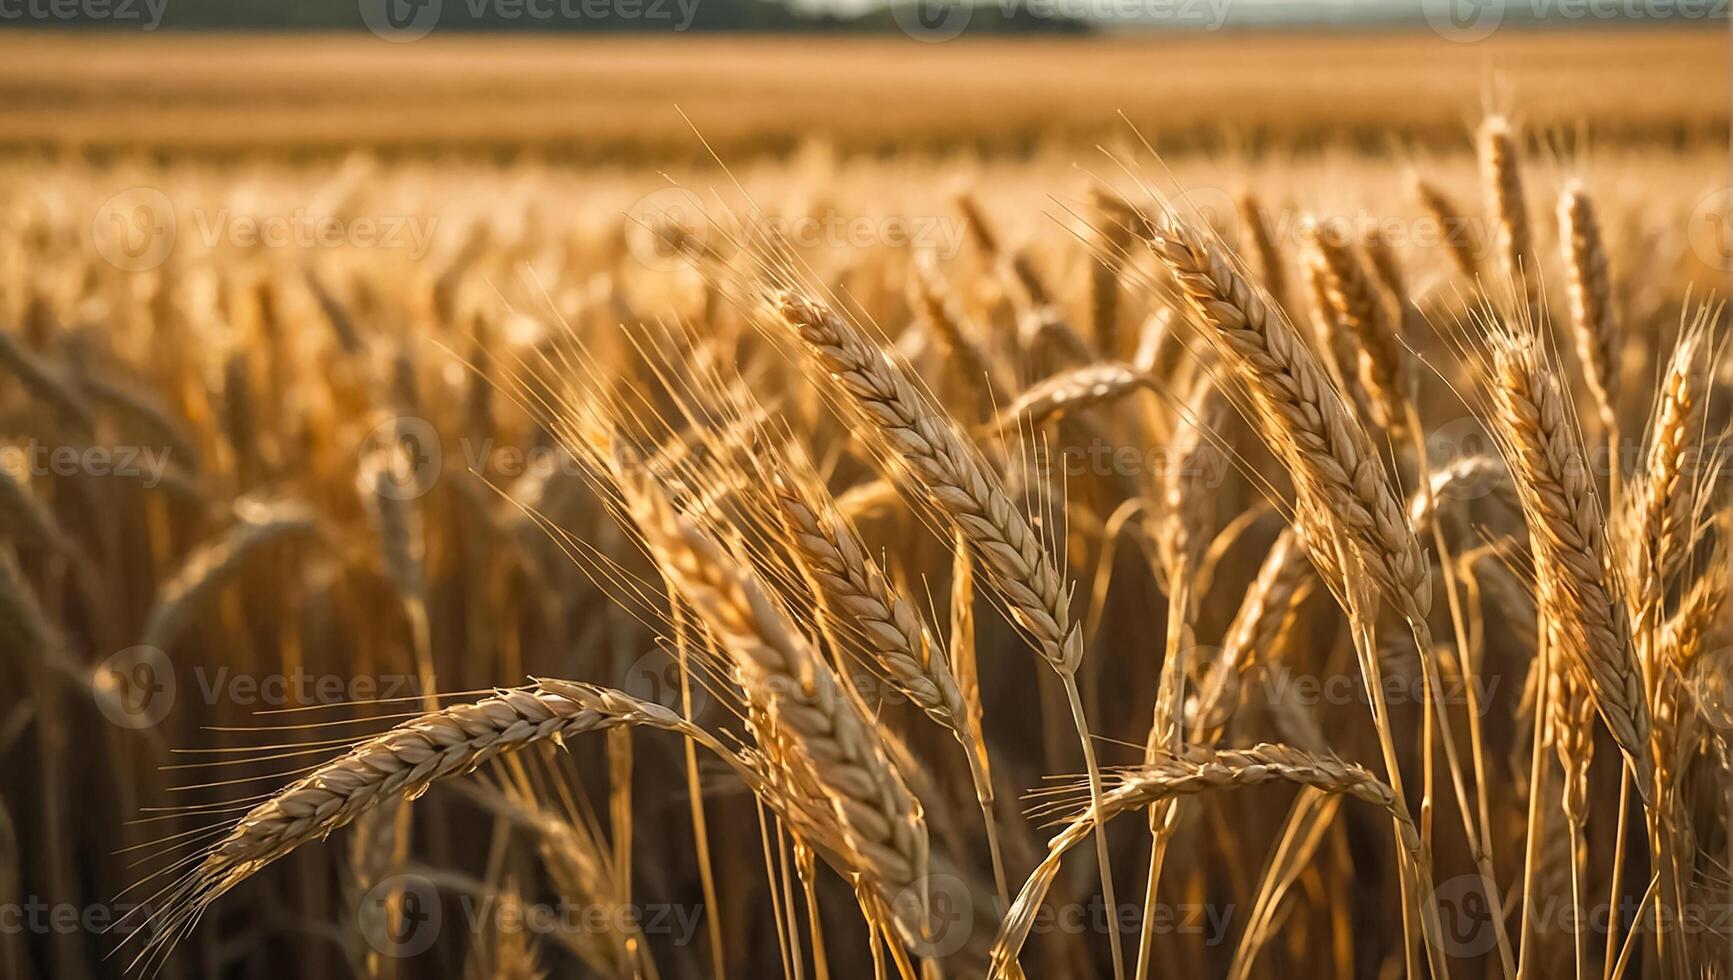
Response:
[[95, 645, 176, 729], [359, 873, 443, 958], [1688, 189, 1733, 273], [892, 0, 972, 41], [1183, 646, 1237, 732], [1174, 185, 1237, 239], [362, 416, 442, 501], [1433, 873, 1501, 958], [1422, 0, 1503, 42], [91, 187, 176, 273], [893, 873, 974, 958], [1691, 647, 1733, 732], [359, 0, 442, 39], [1425, 417, 1501, 502], [622, 646, 713, 720], [624, 186, 710, 272]]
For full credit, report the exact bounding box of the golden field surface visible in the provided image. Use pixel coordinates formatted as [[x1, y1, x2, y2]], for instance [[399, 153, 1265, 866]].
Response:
[[1, 25, 1731, 980], [0, 29, 1724, 156]]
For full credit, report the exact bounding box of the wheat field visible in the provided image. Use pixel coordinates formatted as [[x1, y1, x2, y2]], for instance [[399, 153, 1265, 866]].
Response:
[[1, 27, 1731, 980]]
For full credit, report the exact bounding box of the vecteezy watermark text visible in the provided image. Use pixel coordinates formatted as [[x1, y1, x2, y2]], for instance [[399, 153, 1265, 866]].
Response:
[[1, 441, 173, 488], [0, 0, 165, 28]]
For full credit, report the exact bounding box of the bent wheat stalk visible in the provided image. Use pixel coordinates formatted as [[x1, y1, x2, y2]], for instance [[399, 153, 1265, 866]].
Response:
[[992, 744, 1428, 978], [144, 681, 734, 969]]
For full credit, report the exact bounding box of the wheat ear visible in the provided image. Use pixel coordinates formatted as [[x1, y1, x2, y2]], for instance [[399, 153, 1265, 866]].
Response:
[[774, 292, 1124, 978], [1484, 331, 1653, 798], [910, 251, 1009, 418], [1558, 182, 1620, 431], [1147, 217, 1432, 625], [1238, 191, 1287, 307], [152, 682, 725, 965], [139, 499, 321, 652], [989, 361, 1152, 432], [771, 472, 1008, 907], [610, 449, 933, 947], [1413, 177, 1479, 279], [1303, 217, 1413, 438], [1479, 116, 1536, 304]]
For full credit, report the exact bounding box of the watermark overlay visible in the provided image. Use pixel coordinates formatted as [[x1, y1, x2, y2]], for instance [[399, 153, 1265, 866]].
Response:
[[1433, 874, 1503, 957], [1433, 874, 1733, 958], [894, 875, 1231, 953], [0, 0, 165, 28], [359, 0, 700, 41], [1427, 418, 1731, 489], [91, 188, 438, 271], [1689, 188, 1733, 273], [1425, 0, 1725, 42], [1691, 646, 1733, 732], [1, 897, 164, 938], [94, 645, 435, 729], [0, 441, 174, 489], [623, 645, 715, 719], [91, 187, 176, 273], [359, 875, 444, 958], [357, 875, 704, 958], [190, 667, 429, 709], [359, 0, 444, 39], [94, 646, 176, 730], [1055, 438, 1231, 484], [623, 188, 970, 271], [893, 0, 1231, 41], [363, 416, 443, 501]]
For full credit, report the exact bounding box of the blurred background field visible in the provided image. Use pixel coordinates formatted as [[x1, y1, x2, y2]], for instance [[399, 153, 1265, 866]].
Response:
[[0, 28, 1723, 158]]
